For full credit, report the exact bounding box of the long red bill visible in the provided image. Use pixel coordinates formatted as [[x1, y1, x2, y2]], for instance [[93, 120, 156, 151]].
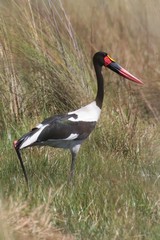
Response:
[[104, 55, 143, 85], [119, 67, 143, 85]]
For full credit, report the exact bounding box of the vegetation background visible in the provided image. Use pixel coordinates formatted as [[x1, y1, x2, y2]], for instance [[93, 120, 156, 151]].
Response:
[[0, 0, 160, 239]]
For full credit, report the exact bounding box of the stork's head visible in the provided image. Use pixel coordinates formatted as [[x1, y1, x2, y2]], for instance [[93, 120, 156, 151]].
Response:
[[93, 52, 143, 85]]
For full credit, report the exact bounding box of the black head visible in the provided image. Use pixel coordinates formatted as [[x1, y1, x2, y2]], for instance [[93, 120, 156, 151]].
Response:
[[93, 52, 108, 67], [93, 51, 143, 84]]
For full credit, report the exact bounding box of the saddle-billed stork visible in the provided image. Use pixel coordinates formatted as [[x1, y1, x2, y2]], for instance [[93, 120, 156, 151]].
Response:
[[13, 52, 143, 185]]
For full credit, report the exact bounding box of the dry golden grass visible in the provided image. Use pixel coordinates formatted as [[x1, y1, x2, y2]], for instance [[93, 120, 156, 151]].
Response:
[[0, 196, 74, 240], [65, 0, 160, 118], [0, 0, 160, 239]]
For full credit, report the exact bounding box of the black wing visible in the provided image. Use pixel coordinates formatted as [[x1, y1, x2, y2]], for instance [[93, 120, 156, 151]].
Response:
[[37, 113, 96, 141], [15, 113, 96, 149]]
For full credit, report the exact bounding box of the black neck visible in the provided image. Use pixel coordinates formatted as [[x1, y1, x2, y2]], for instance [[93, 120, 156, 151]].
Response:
[[94, 63, 104, 109]]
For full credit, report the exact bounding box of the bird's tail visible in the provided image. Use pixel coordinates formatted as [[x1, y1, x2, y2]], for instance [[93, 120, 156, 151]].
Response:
[[13, 127, 40, 185], [13, 138, 28, 185]]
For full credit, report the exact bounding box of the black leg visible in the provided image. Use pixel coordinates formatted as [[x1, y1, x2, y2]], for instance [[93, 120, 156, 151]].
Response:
[[68, 144, 81, 183], [70, 151, 77, 181]]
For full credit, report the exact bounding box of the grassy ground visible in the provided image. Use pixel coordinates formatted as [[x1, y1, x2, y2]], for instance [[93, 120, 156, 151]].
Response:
[[0, 0, 160, 239]]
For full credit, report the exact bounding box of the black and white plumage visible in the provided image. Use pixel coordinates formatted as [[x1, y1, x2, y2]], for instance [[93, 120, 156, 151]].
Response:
[[14, 52, 143, 184]]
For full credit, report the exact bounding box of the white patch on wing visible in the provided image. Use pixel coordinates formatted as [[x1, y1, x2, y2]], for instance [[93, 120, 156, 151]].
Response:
[[64, 133, 79, 140], [20, 124, 49, 149], [68, 101, 101, 122], [36, 123, 43, 129]]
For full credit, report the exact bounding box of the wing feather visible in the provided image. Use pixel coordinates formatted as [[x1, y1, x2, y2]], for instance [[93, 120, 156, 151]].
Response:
[[16, 113, 96, 150]]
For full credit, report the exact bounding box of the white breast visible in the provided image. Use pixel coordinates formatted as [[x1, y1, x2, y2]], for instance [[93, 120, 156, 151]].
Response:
[[68, 101, 101, 122]]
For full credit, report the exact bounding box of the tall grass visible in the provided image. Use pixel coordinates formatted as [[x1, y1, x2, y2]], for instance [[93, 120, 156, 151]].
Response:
[[0, 0, 160, 239], [0, 0, 92, 125]]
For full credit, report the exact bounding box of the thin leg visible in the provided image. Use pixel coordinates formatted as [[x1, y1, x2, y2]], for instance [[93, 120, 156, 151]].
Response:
[[70, 151, 77, 181], [68, 144, 81, 183]]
